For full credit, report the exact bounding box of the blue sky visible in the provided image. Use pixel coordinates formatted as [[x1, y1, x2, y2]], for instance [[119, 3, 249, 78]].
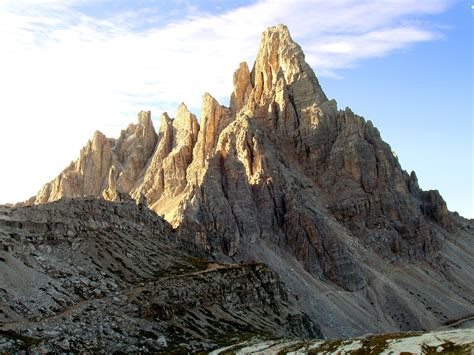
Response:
[[0, 0, 472, 217]]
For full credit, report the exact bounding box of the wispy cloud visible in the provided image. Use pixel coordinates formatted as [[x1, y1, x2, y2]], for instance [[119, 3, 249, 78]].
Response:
[[0, 0, 453, 203]]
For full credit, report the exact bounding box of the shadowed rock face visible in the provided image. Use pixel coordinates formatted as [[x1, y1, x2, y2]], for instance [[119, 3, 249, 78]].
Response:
[[0, 198, 318, 352], [25, 25, 474, 338]]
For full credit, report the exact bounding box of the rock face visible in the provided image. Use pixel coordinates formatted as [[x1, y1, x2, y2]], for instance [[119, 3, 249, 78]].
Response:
[[0, 198, 317, 352], [128, 104, 200, 220], [25, 24, 474, 338], [33, 111, 157, 204]]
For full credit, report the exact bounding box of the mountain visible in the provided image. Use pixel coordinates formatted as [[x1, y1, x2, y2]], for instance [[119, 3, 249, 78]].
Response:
[[18, 24, 474, 340]]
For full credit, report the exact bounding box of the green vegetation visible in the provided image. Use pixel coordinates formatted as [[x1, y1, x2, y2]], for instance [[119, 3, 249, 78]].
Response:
[[306, 332, 418, 354], [422, 341, 472, 354], [275, 339, 316, 354], [307, 338, 345, 354], [213, 330, 274, 354], [355, 332, 416, 354]]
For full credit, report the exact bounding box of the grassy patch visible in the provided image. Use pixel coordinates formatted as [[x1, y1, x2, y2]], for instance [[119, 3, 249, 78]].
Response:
[[422, 341, 472, 354], [358, 332, 416, 354], [275, 339, 314, 354], [307, 339, 345, 354], [213, 330, 275, 354], [308, 332, 417, 354]]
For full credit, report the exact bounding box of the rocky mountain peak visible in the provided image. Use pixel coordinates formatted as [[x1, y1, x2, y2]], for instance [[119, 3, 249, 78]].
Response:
[[175, 102, 191, 122], [91, 130, 108, 146], [23, 25, 474, 341], [137, 110, 152, 125], [173, 102, 199, 148], [195, 93, 232, 161], [254, 24, 303, 83], [249, 24, 328, 109], [158, 112, 173, 141], [230, 61, 252, 114]]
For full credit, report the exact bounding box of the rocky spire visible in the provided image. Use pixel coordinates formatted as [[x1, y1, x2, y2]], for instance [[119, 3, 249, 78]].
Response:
[[173, 103, 199, 149], [129, 105, 200, 220], [190, 93, 232, 168], [230, 62, 252, 115], [32, 113, 157, 205], [249, 24, 327, 107], [114, 111, 158, 193]]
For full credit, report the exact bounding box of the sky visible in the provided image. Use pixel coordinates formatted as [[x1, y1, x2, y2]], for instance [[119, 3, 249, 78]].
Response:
[[0, 0, 472, 218]]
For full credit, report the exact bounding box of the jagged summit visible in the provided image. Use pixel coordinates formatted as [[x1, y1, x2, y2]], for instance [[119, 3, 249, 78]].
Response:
[[30, 24, 331, 209], [24, 25, 474, 338], [251, 24, 328, 106]]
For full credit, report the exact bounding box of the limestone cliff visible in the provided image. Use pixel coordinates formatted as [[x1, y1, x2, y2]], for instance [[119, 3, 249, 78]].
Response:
[[34, 111, 157, 204], [26, 24, 474, 338]]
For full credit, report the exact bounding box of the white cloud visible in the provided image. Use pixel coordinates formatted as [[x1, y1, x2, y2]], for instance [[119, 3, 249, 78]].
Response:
[[0, 0, 453, 204]]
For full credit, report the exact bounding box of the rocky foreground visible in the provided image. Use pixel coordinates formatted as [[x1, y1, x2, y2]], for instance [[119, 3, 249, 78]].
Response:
[[2, 198, 472, 353], [212, 327, 474, 354], [0, 198, 316, 352]]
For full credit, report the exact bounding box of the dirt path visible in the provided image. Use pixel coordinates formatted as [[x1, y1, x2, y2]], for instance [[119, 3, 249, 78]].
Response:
[[439, 315, 474, 329], [0, 262, 236, 332], [0, 297, 105, 331]]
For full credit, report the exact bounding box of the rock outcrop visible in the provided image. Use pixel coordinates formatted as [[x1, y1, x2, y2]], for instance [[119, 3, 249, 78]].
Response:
[[128, 104, 199, 220], [34, 111, 157, 204], [0, 198, 317, 352], [24, 24, 474, 339]]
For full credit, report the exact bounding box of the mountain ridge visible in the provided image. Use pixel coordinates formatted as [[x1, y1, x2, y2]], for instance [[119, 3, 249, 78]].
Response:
[[21, 24, 474, 338]]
